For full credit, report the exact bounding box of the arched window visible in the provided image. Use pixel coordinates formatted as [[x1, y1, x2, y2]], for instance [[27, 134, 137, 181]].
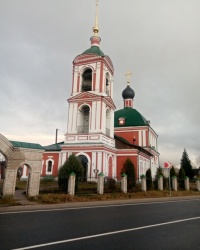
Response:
[[82, 69, 92, 91], [45, 160, 54, 175], [105, 73, 110, 95], [47, 161, 52, 173], [77, 105, 90, 133], [77, 154, 88, 180], [106, 108, 111, 136]]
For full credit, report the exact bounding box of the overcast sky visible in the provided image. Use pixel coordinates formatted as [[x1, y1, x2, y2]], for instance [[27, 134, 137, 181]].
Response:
[[0, 0, 200, 167]]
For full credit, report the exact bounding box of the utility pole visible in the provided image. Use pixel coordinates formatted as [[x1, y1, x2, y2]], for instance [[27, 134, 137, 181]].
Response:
[[55, 128, 58, 144]]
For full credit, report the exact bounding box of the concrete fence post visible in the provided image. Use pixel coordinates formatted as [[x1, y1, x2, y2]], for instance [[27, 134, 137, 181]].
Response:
[[172, 176, 177, 191], [97, 172, 104, 194], [196, 178, 200, 191], [68, 172, 76, 196], [158, 176, 163, 191], [184, 177, 190, 191], [121, 173, 127, 193], [141, 175, 146, 191]]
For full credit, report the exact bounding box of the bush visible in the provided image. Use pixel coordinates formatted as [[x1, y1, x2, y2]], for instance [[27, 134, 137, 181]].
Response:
[[107, 178, 117, 191], [58, 154, 83, 192], [120, 158, 136, 190]]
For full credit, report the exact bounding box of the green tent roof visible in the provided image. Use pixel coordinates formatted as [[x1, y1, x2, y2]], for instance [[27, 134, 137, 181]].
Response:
[[82, 46, 105, 56], [9, 141, 44, 150], [114, 107, 149, 127]]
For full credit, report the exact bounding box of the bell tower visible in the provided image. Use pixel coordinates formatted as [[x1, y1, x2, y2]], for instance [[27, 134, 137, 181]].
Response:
[[65, 0, 115, 147]]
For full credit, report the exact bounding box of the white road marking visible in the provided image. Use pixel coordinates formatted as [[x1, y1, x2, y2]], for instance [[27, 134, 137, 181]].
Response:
[[0, 198, 200, 215], [12, 216, 200, 250]]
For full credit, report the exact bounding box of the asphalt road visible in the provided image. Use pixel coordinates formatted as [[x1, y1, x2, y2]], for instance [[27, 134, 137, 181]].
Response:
[[0, 198, 200, 250]]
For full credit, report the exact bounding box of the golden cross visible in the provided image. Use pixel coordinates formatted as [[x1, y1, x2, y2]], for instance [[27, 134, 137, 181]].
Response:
[[93, 0, 99, 35], [125, 71, 132, 85]]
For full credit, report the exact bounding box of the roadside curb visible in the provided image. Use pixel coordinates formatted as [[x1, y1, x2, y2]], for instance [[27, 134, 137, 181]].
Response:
[[1, 195, 200, 213]]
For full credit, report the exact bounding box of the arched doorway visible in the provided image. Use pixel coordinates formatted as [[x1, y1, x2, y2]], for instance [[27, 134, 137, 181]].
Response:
[[0, 133, 43, 197], [15, 164, 32, 196], [77, 154, 88, 181]]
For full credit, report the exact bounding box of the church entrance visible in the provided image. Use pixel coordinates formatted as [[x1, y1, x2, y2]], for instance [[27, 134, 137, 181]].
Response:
[[77, 155, 88, 181]]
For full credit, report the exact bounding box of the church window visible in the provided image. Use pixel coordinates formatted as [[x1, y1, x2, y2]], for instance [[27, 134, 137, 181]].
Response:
[[47, 161, 52, 173], [82, 69, 92, 91], [77, 105, 90, 133], [105, 72, 110, 95], [106, 109, 111, 136], [45, 159, 54, 175]]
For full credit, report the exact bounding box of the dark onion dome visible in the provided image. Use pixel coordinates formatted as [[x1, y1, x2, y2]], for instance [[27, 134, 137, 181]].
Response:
[[82, 46, 105, 57], [122, 85, 135, 99], [114, 107, 149, 127]]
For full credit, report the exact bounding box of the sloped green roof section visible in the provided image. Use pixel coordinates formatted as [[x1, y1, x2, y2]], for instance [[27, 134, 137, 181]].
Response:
[[10, 141, 44, 150], [44, 141, 64, 151], [82, 46, 105, 56], [114, 107, 149, 127]]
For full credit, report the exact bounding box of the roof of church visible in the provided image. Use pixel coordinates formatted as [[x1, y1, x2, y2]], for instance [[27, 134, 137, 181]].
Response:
[[114, 107, 149, 127], [9, 141, 44, 150], [82, 46, 105, 56], [44, 141, 64, 151], [114, 134, 153, 156]]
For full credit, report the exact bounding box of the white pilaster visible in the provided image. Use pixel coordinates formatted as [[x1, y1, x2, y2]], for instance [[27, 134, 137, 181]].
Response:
[[92, 152, 96, 178], [139, 131, 142, 146]]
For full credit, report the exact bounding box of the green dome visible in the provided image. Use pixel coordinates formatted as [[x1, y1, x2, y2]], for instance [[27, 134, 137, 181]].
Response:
[[82, 46, 105, 56], [114, 107, 149, 127]]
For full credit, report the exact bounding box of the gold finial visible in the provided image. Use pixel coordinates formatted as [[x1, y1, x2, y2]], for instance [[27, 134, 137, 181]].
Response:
[[93, 0, 99, 36], [125, 71, 132, 85]]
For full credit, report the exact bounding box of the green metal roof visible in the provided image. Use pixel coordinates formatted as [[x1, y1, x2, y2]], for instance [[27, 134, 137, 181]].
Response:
[[114, 107, 149, 127], [82, 46, 105, 56], [44, 141, 64, 151], [9, 141, 44, 150]]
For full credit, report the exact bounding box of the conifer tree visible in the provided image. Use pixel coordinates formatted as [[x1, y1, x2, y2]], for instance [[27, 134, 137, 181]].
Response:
[[170, 166, 176, 178], [146, 168, 152, 190], [178, 166, 185, 189], [58, 154, 83, 192], [170, 166, 176, 187], [180, 149, 193, 179], [120, 158, 136, 189]]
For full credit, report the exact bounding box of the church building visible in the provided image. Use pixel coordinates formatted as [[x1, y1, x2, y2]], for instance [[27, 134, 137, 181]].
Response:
[[42, 2, 159, 181]]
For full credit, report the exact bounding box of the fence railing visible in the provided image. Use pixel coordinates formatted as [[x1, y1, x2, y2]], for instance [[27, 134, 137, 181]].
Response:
[[36, 176, 200, 195]]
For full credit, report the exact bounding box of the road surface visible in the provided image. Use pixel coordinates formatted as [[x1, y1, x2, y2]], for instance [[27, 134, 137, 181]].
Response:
[[0, 198, 200, 249]]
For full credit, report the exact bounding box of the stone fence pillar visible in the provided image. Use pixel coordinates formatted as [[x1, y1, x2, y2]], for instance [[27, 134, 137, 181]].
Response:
[[97, 172, 104, 194], [172, 176, 177, 191], [196, 178, 200, 191], [158, 176, 163, 191], [121, 174, 127, 193], [184, 177, 190, 191], [68, 172, 76, 196], [141, 175, 146, 191]]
